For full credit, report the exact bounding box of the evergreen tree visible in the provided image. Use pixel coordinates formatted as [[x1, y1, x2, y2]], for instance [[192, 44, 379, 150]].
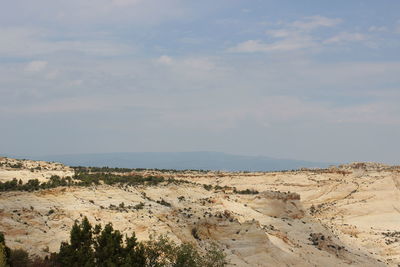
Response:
[[122, 236, 146, 267], [173, 243, 202, 267], [94, 223, 124, 267], [58, 217, 95, 267], [0, 232, 10, 267], [0, 243, 9, 267]]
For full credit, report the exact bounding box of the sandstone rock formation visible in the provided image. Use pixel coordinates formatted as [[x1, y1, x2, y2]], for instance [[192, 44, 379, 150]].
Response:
[[1, 158, 399, 266]]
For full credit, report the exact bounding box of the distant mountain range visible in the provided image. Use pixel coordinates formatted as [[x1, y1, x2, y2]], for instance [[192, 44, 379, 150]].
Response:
[[26, 152, 333, 172]]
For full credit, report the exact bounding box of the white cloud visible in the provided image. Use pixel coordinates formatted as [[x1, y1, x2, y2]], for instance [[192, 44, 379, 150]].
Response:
[[368, 26, 388, 32], [228, 15, 384, 54], [291, 15, 342, 31], [228, 15, 342, 53], [4, 55, 399, 122], [229, 25, 318, 53], [0, 27, 134, 58], [230, 29, 370, 53], [324, 32, 367, 44], [227, 40, 266, 53], [157, 55, 173, 65], [266, 29, 292, 38], [25, 61, 48, 72], [228, 38, 316, 53], [155, 55, 218, 79]]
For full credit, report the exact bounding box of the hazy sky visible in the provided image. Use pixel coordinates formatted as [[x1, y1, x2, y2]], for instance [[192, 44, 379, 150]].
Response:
[[1, 0, 400, 164]]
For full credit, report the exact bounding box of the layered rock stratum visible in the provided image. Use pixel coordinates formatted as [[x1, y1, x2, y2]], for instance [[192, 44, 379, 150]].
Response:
[[0, 157, 399, 266]]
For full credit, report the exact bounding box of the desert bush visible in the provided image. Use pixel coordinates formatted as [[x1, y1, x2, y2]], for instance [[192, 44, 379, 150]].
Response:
[[203, 184, 213, 191], [134, 202, 145, 210], [234, 189, 259, 194], [9, 162, 23, 169], [156, 199, 171, 207]]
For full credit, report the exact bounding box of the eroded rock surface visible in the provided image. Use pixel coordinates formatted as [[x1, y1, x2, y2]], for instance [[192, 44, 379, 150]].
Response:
[[1, 158, 399, 266]]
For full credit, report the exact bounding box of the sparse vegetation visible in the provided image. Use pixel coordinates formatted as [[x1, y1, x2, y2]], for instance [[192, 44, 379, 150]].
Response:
[[0, 176, 72, 192], [9, 162, 23, 169], [234, 189, 259, 194], [0, 172, 195, 193], [134, 202, 145, 210], [382, 231, 400, 245], [203, 184, 213, 191], [156, 199, 171, 207], [108, 202, 146, 212], [74, 172, 166, 187]]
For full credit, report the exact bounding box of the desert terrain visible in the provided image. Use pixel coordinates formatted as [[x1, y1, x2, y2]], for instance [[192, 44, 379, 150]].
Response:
[[0, 157, 399, 266]]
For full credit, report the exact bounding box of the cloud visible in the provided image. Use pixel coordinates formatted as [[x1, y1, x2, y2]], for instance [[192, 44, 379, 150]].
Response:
[[154, 55, 217, 81], [227, 38, 316, 53], [0, 27, 134, 58], [291, 15, 342, 31], [228, 15, 376, 53], [155, 94, 400, 132], [3, 54, 399, 127], [228, 15, 342, 53], [368, 26, 388, 32], [266, 29, 292, 38], [324, 32, 367, 44], [157, 55, 173, 65], [25, 61, 48, 72], [110, 0, 142, 7], [0, 0, 187, 28], [2, 48, 400, 162], [229, 31, 316, 53]]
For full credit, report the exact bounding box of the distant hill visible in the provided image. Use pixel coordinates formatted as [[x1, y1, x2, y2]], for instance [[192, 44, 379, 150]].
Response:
[[30, 152, 332, 171]]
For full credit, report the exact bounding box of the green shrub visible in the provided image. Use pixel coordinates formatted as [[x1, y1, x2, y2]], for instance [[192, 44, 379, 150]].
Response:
[[203, 184, 213, 191], [235, 188, 259, 194], [156, 199, 171, 207]]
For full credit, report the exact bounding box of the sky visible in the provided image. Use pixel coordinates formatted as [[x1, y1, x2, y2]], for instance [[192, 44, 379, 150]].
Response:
[[1, 0, 400, 164]]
